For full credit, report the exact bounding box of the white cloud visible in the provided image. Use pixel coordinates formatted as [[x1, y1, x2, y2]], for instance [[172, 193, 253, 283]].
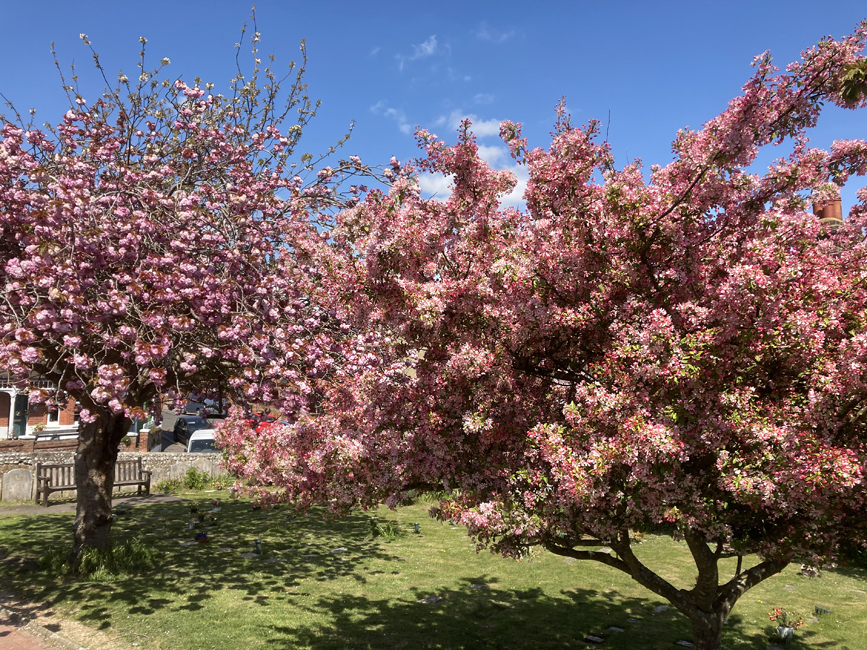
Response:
[[397, 35, 444, 71], [474, 93, 495, 105], [370, 46, 381, 56], [413, 35, 438, 58], [371, 101, 412, 134], [417, 172, 453, 199], [477, 144, 507, 166], [436, 109, 501, 138], [418, 166, 527, 207], [475, 23, 515, 43], [500, 164, 529, 207]]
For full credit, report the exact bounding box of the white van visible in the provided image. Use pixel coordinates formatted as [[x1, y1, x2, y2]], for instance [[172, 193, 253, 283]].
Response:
[[186, 429, 219, 454]]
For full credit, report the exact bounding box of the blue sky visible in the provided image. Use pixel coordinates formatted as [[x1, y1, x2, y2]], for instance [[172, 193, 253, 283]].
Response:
[[1, 1, 865, 209]]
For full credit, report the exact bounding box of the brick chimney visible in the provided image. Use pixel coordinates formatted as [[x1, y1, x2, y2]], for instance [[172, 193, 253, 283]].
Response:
[[813, 198, 843, 232]]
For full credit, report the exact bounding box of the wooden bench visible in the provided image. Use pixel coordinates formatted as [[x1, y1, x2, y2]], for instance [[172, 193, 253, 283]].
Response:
[[34, 458, 152, 507]]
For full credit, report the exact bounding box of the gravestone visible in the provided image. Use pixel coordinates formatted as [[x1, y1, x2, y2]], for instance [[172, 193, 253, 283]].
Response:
[[1, 469, 33, 502], [193, 458, 217, 476]]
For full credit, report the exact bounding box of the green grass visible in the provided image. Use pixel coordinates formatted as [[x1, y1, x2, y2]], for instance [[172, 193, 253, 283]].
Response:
[[0, 495, 865, 649]]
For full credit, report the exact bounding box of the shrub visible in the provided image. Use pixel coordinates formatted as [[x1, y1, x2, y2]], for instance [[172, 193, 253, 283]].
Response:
[[368, 517, 405, 541], [183, 467, 213, 491], [156, 478, 182, 493], [37, 536, 157, 582]]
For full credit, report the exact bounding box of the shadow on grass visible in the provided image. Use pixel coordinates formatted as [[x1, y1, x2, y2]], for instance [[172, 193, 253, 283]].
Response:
[[0, 499, 833, 650], [0, 498, 398, 618], [265, 585, 785, 650]]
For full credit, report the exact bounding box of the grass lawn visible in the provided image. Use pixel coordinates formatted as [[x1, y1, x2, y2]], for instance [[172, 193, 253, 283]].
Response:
[[0, 492, 865, 649]]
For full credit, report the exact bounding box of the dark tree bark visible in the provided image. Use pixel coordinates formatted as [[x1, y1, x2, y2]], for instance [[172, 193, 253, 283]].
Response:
[[70, 409, 131, 561]]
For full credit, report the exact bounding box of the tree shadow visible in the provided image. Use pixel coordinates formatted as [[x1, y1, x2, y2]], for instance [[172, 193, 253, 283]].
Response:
[[0, 497, 400, 628], [0, 501, 855, 649]]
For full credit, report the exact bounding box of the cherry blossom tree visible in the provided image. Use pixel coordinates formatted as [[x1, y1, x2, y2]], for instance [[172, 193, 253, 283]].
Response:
[[0, 24, 380, 557], [218, 24, 867, 650]]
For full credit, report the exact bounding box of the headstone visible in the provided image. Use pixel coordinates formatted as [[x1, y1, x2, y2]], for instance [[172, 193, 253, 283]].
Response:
[[583, 635, 605, 644], [170, 464, 187, 481], [150, 467, 169, 484], [240, 552, 258, 558], [1, 469, 33, 502], [470, 584, 489, 590], [419, 595, 443, 605], [193, 458, 216, 476], [606, 627, 625, 633], [784, 584, 796, 590], [675, 642, 694, 648], [627, 617, 641, 624], [331, 547, 347, 554], [652, 605, 670, 614]]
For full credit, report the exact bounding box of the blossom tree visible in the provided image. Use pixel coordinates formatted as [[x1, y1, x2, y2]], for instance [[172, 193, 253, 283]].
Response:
[[0, 25, 380, 557], [218, 24, 867, 650]]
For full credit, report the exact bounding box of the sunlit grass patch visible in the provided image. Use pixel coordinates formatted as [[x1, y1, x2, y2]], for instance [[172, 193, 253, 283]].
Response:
[[0, 495, 864, 649]]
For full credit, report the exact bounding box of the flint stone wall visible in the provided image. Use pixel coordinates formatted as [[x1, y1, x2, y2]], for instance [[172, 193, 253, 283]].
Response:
[[0, 451, 225, 502]]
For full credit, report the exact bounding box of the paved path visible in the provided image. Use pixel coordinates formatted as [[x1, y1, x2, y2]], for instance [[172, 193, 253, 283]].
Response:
[[0, 492, 182, 516], [0, 607, 73, 649]]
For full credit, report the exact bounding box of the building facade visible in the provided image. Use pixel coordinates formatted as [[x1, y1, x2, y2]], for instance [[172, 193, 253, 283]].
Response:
[[0, 375, 79, 440]]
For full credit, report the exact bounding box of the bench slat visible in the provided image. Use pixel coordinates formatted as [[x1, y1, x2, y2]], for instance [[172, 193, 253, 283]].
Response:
[[35, 459, 151, 506]]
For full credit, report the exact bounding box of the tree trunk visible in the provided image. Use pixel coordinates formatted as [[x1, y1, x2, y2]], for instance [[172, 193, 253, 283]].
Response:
[[690, 610, 725, 650], [70, 410, 130, 562]]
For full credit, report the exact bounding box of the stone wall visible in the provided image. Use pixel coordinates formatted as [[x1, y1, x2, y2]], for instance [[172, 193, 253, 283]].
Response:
[[0, 451, 227, 502]]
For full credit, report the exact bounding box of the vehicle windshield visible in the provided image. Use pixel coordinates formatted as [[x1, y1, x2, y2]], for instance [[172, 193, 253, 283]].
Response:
[[189, 439, 219, 453], [185, 417, 211, 432]]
